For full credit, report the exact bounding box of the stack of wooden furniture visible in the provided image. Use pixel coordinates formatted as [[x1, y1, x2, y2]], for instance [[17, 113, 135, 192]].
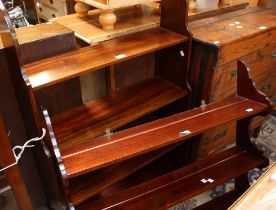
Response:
[[0, 0, 273, 209]]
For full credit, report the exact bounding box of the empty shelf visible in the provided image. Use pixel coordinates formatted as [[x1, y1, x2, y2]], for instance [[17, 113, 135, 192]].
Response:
[[52, 77, 188, 151], [25, 28, 187, 90], [62, 96, 268, 178], [69, 145, 177, 206], [78, 148, 265, 210]]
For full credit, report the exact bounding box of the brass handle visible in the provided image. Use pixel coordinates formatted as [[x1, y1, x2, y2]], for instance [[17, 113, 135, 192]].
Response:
[[272, 51, 276, 58]]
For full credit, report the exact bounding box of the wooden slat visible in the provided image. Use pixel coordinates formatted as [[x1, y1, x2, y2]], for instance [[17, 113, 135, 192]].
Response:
[[25, 28, 187, 90], [62, 96, 268, 178], [78, 148, 265, 210], [69, 144, 178, 206], [52, 77, 187, 151]]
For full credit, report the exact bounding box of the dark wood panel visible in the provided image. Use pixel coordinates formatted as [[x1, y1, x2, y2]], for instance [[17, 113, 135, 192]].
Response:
[[78, 148, 265, 210], [0, 117, 34, 210], [51, 77, 187, 151], [17, 23, 82, 116], [16, 23, 76, 64], [62, 96, 268, 178], [191, 190, 241, 210], [114, 53, 155, 90], [25, 28, 187, 90], [0, 4, 48, 207]]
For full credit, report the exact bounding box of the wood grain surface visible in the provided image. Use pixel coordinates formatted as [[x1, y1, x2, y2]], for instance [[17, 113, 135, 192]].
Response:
[[0, 117, 33, 210], [15, 22, 73, 45], [25, 28, 187, 90], [62, 96, 268, 178], [69, 144, 178, 206], [51, 77, 187, 151], [78, 148, 265, 210], [192, 8, 276, 46]]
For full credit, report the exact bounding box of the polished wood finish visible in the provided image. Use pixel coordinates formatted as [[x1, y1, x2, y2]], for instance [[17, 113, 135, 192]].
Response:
[[0, 1, 51, 207], [70, 144, 178, 206], [25, 28, 187, 90], [0, 1, 79, 207], [51, 77, 187, 151], [15, 22, 83, 116], [0, 117, 33, 210], [78, 148, 265, 210], [62, 95, 268, 178], [44, 60, 270, 209], [73, 62, 270, 209], [40, 0, 192, 208]]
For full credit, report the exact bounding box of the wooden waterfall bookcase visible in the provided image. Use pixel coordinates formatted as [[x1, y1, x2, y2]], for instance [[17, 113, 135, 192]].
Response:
[[42, 61, 271, 210], [0, 0, 271, 209]]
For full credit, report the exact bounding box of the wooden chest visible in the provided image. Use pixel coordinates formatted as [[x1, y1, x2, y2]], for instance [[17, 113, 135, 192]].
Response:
[[189, 8, 276, 157]]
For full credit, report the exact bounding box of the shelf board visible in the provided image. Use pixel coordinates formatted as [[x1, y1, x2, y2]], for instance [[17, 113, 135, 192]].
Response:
[[25, 28, 187, 90], [52, 77, 187, 151], [69, 144, 178, 206], [62, 96, 268, 178], [78, 148, 265, 210]]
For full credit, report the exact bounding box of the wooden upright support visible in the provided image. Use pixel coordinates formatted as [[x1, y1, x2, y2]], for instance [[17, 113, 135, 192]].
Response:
[[0, 117, 33, 210]]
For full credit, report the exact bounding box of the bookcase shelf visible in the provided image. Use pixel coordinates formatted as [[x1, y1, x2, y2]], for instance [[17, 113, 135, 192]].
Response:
[[25, 28, 187, 90], [51, 77, 188, 151], [61, 95, 268, 178]]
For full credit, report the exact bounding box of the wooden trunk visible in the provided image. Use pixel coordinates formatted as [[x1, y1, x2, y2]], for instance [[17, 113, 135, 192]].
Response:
[[189, 7, 276, 158]]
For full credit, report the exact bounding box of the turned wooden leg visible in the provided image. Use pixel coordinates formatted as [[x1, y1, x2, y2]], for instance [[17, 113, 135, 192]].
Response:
[[189, 0, 197, 12], [99, 9, 117, 30], [219, 0, 232, 5], [75, 1, 90, 17]]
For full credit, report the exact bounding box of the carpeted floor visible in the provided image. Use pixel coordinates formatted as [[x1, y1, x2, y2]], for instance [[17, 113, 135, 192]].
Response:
[[170, 112, 276, 210]]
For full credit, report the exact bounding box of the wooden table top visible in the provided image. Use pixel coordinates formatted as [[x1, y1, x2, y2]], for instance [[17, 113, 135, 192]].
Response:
[[192, 8, 276, 46], [229, 163, 276, 210], [15, 22, 73, 45]]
